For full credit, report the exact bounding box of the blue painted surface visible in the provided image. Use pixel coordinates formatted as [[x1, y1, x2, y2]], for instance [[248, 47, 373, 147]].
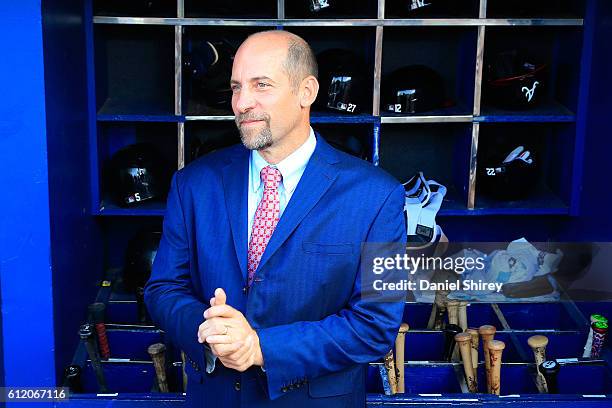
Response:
[[2, 0, 612, 406], [477, 100, 576, 123], [0, 2, 56, 403], [42, 0, 105, 391], [562, 0, 612, 233], [97, 114, 183, 122]]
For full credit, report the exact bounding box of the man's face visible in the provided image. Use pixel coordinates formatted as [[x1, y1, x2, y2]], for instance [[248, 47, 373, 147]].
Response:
[[230, 37, 301, 150]]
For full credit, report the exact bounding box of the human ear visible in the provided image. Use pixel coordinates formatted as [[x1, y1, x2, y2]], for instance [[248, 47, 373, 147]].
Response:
[[299, 76, 319, 108]]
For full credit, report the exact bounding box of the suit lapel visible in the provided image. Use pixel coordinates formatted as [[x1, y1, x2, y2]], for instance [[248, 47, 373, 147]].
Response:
[[256, 135, 339, 274], [222, 148, 250, 283]]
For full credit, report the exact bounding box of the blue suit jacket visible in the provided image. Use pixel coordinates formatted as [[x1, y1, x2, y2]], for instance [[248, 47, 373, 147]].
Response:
[[144, 134, 406, 407]]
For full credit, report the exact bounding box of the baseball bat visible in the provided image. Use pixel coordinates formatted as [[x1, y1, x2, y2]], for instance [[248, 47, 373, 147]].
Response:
[[443, 324, 463, 362], [455, 332, 478, 393], [136, 286, 150, 324], [181, 351, 188, 392], [527, 335, 549, 393], [479, 324, 496, 393], [487, 340, 505, 395], [467, 328, 479, 385], [88, 302, 110, 359], [446, 300, 461, 359], [148, 343, 169, 392], [79, 323, 108, 393], [429, 290, 449, 330], [582, 314, 607, 358], [590, 321, 609, 359], [64, 364, 84, 393], [446, 300, 459, 326], [458, 301, 468, 332], [395, 323, 409, 393], [539, 360, 560, 394], [379, 364, 392, 395], [383, 349, 397, 394]]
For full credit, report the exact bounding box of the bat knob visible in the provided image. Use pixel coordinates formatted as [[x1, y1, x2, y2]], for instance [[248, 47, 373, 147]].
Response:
[[79, 323, 93, 339], [64, 364, 83, 393], [539, 360, 560, 394], [478, 325, 496, 336], [528, 335, 549, 349], [540, 360, 560, 375], [399, 323, 410, 333], [148, 343, 167, 356]]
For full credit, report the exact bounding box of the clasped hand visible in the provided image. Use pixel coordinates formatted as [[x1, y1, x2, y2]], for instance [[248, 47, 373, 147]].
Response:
[[197, 288, 264, 371]]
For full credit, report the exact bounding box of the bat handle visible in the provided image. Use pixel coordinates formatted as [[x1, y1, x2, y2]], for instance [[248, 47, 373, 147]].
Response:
[[467, 328, 479, 379], [539, 360, 560, 394], [148, 343, 169, 392], [136, 286, 150, 324], [64, 365, 83, 393], [181, 351, 188, 393], [395, 323, 409, 393], [446, 300, 459, 326], [383, 350, 397, 395], [458, 301, 468, 332], [487, 340, 505, 396], [443, 324, 462, 362], [455, 333, 477, 393], [527, 335, 549, 393], [88, 302, 110, 359], [79, 324, 108, 393], [479, 325, 496, 393]]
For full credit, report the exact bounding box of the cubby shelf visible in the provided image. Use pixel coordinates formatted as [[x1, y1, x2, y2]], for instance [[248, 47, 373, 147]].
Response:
[[97, 114, 182, 122], [93, 17, 584, 27], [88, 0, 590, 218], [477, 100, 576, 123]]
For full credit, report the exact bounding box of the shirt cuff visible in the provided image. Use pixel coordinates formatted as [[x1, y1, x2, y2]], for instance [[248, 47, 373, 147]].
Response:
[[204, 343, 217, 374]]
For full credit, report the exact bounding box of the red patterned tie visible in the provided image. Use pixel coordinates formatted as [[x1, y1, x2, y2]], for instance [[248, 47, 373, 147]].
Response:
[[247, 165, 283, 286]]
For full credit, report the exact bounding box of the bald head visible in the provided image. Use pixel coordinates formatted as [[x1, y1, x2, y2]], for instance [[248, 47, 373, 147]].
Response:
[[242, 30, 318, 92]]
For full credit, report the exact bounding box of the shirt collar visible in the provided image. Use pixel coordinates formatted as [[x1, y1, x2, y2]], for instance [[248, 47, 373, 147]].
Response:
[[251, 127, 317, 194]]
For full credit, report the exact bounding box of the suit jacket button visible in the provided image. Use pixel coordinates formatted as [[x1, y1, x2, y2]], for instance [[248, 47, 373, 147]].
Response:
[[242, 286, 247, 294], [234, 381, 241, 391]]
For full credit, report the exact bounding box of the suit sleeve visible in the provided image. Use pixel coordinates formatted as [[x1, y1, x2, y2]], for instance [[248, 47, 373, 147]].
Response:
[[144, 172, 215, 372], [257, 183, 406, 400]]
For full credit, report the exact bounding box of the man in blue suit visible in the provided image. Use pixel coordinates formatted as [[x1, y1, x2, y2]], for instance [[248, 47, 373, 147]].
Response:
[[144, 30, 406, 407]]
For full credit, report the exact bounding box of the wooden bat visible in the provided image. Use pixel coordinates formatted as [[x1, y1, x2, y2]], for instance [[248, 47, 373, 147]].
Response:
[[487, 340, 505, 395], [88, 302, 110, 359], [443, 324, 463, 362], [136, 286, 150, 324], [446, 300, 461, 360], [383, 349, 397, 394], [539, 360, 560, 394], [79, 323, 108, 393], [181, 351, 188, 392], [455, 332, 478, 393], [479, 325, 496, 393], [395, 323, 409, 393], [148, 343, 169, 392], [467, 328, 479, 385], [446, 300, 459, 326], [527, 335, 549, 393], [379, 364, 392, 395], [458, 301, 468, 332], [428, 290, 449, 329], [63, 364, 83, 393]]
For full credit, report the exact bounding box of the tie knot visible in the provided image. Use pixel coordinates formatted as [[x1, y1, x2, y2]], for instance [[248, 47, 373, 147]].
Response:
[[260, 166, 282, 190]]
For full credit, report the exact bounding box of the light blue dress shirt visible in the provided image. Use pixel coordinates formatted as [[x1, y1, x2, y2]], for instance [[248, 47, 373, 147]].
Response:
[[205, 127, 317, 373], [248, 127, 317, 242]]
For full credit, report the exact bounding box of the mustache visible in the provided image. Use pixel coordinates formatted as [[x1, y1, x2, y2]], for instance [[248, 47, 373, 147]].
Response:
[[236, 112, 270, 125]]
